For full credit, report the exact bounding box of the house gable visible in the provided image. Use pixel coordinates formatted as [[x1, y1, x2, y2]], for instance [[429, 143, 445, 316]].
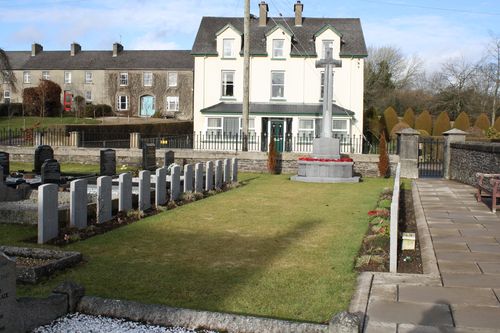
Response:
[[216, 24, 243, 59], [265, 25, 294, 59]]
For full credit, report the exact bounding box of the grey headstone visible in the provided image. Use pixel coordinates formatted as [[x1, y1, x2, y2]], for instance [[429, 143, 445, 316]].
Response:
[[118, 173, 132, 213], [170, 165, 181, 201], [41, 159, 61, 184], [164, 151, 175, 168], [70, 179, 87, 229], [155, 167, 167, 207], [0, 252, 17, 333], [223, 159, 231, 184], [0, 152, 9, 177], [183, 164, 194, 193], [34, 145, 54, 174], [215, 160, 223, 189], [38, 183, 59, 244], [139, 170, 151, 211], [100, 149, 116, 176], [194, 163, 203, 193], [97, 176, 112, 224], [205, 161, 214, 191], [231, 158, 238, 182], [142, 144, 156, 171]]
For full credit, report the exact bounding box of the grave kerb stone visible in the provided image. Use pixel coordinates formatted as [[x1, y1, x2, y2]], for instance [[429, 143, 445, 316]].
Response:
[[97, 176, 112, 224], [139, 170, 151, 211], [38, 183, 59, 244], [170, 165, 181, 201], [155, 167, 167, 207], [194, 163, 204, 193], [205, 161, 214, 191], [0, 252, 17, 333], [183, 164, 194, 193], [70, 179, 88, 230], [118, 173, 132, 212]]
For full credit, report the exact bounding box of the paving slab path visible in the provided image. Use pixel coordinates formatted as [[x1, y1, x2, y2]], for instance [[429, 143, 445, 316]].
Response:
[[352, 179, 500, 333]]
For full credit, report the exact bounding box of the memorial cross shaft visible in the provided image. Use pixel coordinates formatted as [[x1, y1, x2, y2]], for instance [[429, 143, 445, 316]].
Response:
[[315, 57, 342, 138]]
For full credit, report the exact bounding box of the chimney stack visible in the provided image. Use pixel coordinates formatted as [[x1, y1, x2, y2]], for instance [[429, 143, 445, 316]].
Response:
[[259, 1, 268, 27], [112, 43, 123, 57], [70, 42, 81, 56], [31, 43, 43, 57], [294, 1, 303, 26]]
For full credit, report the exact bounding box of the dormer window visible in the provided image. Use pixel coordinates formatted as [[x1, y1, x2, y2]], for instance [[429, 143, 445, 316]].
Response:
[[223, 38, 235, 58], [272, 39, 285, 58], [322, 40, 334, 59]]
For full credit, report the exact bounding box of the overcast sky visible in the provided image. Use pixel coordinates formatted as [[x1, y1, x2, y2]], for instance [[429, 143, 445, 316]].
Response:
[[0, 0, 499, 72]]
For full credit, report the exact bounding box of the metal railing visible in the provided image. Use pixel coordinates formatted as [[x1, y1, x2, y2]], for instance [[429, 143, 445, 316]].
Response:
[[0, 128, 70, 146]]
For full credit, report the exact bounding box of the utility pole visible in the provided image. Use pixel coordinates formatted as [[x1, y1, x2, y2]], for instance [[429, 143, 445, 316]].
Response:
[[242, 0, 250, 151]]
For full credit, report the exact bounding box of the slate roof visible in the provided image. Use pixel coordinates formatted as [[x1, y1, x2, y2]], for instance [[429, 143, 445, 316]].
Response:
[[192, 17, 367, 57], [5, 50, 194, 70], [200, 102, 355, 117]]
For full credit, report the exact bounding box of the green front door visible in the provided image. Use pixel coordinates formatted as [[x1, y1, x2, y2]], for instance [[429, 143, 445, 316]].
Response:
[[270, 120, 284, 152]]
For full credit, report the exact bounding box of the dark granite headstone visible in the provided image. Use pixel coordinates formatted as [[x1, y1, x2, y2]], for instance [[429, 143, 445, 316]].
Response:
[[34, 145, 54, 174], [100, 149, 116, 176], [41, 159, 61, 184], [142, 144, 156, 171], [164, 150, 175, 167], [0, 152, 9, 177]]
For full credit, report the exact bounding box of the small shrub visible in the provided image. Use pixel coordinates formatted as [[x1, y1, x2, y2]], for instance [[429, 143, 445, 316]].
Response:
[[415, 110, 432, 135], [378, 134, 389, 177], [486, 127, 500, 139], [453, 111, 470, 131], [383, 106, 399, 135], [474, 113, 491, 131], [85, 104, 113, 118], [402, 107, 415, 128], [432, 111, 451, 136], [378, 199, 392, 209], [494, 116, 500, 131]]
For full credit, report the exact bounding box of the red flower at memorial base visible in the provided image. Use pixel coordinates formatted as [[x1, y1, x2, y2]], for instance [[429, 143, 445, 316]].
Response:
[[298, 157, 353, 162]]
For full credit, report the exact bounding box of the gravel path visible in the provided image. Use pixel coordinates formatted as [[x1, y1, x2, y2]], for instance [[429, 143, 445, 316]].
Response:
[[33, 313, 217, 333]]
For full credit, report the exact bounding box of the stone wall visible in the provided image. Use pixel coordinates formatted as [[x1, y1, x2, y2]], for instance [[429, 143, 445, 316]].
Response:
[[2, 145, 400, 177], [450, 142, 500, 186]]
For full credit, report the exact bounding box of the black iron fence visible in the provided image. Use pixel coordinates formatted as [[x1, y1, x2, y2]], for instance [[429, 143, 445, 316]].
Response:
[[0, 128, 70, 146]]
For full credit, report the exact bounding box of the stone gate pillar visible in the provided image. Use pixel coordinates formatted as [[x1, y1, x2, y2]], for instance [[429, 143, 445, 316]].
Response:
[[398, 128, 420, 179], [130, 132, 141, 149], [443, 128, 466, 180], [69, 131, 81, 147]]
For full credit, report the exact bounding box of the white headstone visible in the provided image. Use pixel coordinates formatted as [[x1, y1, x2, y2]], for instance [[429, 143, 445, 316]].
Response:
[[155, 167, 167, 207], [231, 158, 238, 182], [223, 159, 231, 184], [38, 183, 59, 244], [215, 160, 223, 189], [70, 179, 88, 229], [205, 161, 214, 191], [97, 176, 112, 224], [170, 165, 181, 201], [194, 163, 204, 193], [0, 253, 17, 333], [118, 173, 132, 213], [183, 164, 194, 193], [139, 170, 151, 211]]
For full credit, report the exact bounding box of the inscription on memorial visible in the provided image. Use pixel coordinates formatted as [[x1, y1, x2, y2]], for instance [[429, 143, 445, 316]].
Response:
[[142, 144, 156, 171]]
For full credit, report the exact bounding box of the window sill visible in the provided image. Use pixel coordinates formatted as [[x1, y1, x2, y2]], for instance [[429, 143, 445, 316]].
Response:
[[220, 97, 236, 101], [221, 57, 237, 60], [270, 98, 286, 101], [271, 57, 286, 61], [166, 110, 179, 112]]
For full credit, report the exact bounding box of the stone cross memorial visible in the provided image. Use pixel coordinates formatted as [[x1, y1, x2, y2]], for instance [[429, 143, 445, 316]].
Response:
[[164, 150, 175, 168], [100, 149, 116, 176], [0, 152, 9, 177], [34, 145, 54, 174], [142, 144, 156, 171], [41, 159, 61, 184], [0, 252, 16, 333]]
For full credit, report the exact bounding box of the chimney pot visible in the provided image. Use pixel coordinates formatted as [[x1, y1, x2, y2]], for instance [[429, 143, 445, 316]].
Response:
[[113, 43, 123, 57], [294, 1, 303, 26], [31, 43, 43, 57], [70, 42, 81, 56], [259, 1, 268, 27]]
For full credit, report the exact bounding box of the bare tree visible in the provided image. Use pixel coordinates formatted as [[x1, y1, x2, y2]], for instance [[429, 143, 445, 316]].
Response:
[[438, 56, 477, 115], [484, 34, 500, 124]]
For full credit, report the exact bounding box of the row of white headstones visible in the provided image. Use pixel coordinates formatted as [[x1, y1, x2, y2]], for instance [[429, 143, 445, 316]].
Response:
[[38, 158, 239, 244]]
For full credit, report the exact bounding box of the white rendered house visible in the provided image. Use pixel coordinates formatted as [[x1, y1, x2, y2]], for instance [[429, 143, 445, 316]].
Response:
[[191, 1, 367, 152]]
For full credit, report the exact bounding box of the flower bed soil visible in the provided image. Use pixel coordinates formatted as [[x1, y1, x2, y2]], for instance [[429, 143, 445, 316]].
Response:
[[397, 188, 423, 273]]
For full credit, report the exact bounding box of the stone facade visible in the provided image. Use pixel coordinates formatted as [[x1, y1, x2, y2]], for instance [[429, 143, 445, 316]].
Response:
[[450, 142, 500, 186]]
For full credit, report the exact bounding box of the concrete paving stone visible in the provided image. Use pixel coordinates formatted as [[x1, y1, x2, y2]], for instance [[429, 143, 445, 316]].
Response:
[[364, 320, 397, 333], [478, 263, 500, 274], [442, 272, 500, 288], [437, 251, 500, 262], [370, 284, 397, 302], [427, 221, 454, 227], [439, 261, 481, 274], [430, 228, 462, 237], [372, 273, 441, 286], [460, 229, 500, 237], [433, 243, 470, 252], [367, 300, 453, 327], [398, 285, 499, 306], [469, 244, 500, 254], [432, 236, 499, 244], [452, 305, 500, 329], [474, 215, 500, 221], [397, 324, 499, 333]]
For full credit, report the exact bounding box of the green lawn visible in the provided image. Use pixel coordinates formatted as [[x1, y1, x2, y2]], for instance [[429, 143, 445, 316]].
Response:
[[10, 162, 135, 174], [0, 173, 391, 323], [0, 116, 99, 130]]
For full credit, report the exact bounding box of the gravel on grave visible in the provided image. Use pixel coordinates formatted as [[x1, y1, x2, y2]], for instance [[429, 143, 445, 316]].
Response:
[[33, 313, 218, 333]]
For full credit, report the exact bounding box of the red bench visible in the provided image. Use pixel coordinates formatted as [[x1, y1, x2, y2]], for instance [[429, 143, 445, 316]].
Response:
[[476, 173, 500, 213]]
